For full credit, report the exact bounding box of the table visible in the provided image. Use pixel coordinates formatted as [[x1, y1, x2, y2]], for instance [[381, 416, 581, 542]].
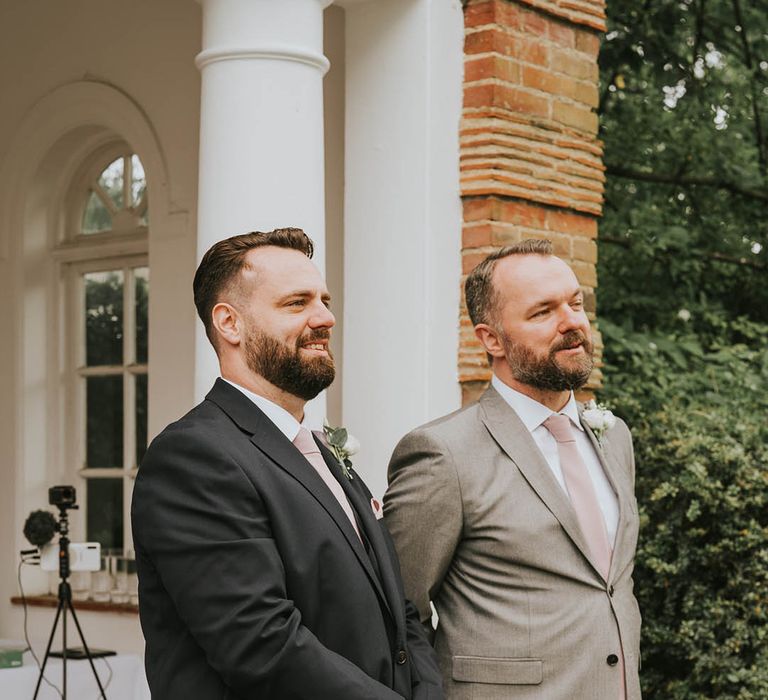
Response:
[[2, 652, 150, 699]]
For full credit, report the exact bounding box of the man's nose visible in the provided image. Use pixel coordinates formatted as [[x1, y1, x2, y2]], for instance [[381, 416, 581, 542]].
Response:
[[309, 301, 335, 329], [558, 304, 585, 331]]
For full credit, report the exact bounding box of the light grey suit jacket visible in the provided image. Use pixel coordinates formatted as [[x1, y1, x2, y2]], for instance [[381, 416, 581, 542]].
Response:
[[384, 387, 641, 700]]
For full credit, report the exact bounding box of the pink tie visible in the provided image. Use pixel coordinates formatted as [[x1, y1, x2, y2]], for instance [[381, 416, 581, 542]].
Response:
[[544, 414, 626, 700], [293, 427, 362, 542], [543, 413, 612, 578]]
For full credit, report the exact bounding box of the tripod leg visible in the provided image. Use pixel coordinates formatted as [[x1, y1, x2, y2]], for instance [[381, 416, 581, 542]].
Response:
[[62, 600, 67, 700], [67, 597, 107, 699], [33, 599, 64, 699]]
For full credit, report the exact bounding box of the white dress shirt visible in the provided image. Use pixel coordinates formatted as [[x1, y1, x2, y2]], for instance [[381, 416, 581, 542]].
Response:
[[491, 375, 620, 547]]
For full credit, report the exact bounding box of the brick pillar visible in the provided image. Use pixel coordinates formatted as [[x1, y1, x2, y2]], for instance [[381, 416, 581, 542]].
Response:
[[460, 0, 606, 404]]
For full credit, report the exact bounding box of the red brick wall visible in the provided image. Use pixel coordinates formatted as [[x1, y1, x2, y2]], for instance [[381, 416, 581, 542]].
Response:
[[460, 0, 606, 403]]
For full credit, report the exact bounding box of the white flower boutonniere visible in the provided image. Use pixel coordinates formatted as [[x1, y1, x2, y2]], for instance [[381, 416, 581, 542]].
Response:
[[582, 399, 617, 445], [322, 420, 360, 480]]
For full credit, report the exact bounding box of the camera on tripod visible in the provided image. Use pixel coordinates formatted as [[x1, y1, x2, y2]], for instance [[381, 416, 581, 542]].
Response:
[[23, 486, 101, 572], [49, 485, 77, 509], [21, 485, 108, 698]]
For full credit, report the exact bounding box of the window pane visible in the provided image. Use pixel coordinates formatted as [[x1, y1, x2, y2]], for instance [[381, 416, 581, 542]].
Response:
[[86, 376, 123, 468], [99, 157, 125, 210], [82, 190, 112, 234], [135, 267, 149, 364], [136, 373, 148, 467], [85, 270, 124, 366], [87, 479, 123, 550], [131, 155, 146, 207]]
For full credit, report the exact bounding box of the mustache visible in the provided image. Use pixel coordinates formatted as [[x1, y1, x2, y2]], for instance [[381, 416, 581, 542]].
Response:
[[300, 329, 331, 342], [551, 330, 590, 353], [295, 329, 332, 349]]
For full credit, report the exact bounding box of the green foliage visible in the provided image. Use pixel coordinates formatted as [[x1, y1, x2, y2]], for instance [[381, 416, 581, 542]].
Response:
[[599, 319, 768, 699], [599, 0, 768, 328], [598, 1, 768, 696]]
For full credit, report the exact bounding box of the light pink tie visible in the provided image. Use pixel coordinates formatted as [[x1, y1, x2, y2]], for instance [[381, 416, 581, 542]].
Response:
[[293, 427, 362, 542], [543, 413, 612, 578], [544, 413, 626, 700]]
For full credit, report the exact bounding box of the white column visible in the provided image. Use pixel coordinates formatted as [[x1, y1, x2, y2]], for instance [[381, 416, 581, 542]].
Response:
[[194, 0, 332, 427], [342, 0, 465, 498]]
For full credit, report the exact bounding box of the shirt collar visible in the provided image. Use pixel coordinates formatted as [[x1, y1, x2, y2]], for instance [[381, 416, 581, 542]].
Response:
[[222, 378, 308, 442], [490, 374, 583, 433]]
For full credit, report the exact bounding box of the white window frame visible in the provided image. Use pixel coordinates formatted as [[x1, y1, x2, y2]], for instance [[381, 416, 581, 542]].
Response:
[[63, 256, 148, 554], [54, 147, 149, 554]]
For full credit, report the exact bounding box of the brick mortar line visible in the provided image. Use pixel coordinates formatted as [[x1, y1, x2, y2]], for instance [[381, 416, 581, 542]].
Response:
[[460, 128, 604, 156], [459, 192, 601, 217], [460, 171, 605, 196]]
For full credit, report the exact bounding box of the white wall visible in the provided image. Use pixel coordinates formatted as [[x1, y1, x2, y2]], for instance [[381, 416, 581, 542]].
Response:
[[324, 5, 347, 427], [341, 0, 465, 498], [0, 0, 466, 661], [0, 0, 202, 655]]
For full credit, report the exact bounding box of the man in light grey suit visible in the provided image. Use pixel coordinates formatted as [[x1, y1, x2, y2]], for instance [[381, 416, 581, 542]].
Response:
[[384, 239, 641, 699]]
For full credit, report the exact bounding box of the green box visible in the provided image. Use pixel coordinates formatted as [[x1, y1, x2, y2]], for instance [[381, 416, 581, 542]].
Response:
[[0, 640, 26, 668]]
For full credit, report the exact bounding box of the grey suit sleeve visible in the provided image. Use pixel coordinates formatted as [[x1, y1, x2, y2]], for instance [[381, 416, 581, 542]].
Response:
[[383, 428, 463, 627]]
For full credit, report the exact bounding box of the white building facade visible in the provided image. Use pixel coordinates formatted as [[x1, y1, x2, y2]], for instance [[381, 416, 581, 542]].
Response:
[[0, 0, 464, 655]]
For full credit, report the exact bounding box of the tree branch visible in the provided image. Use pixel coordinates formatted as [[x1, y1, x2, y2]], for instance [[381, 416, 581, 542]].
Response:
[[600, 235, 766, 270], [605, 164, 768, 202]]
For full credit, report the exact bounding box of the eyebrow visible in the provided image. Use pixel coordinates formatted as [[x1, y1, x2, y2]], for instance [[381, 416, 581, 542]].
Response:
[[526, 288, 583, 314], [278, 289, 331, 303]]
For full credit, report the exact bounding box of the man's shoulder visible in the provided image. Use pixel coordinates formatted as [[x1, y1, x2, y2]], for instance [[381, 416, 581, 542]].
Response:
[[396, 396, 486, 451], [153, 397, 230, 437], [140, 397, 243, 471], [603, 414, 634, 454], [419, 398, 483, 430]]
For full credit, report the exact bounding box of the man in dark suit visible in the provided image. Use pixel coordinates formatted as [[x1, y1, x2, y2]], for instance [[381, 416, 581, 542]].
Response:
[[131, 228, 443, 699]]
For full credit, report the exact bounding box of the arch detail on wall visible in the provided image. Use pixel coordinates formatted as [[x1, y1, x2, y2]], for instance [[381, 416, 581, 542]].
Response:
[[0, 79, 174, 261]]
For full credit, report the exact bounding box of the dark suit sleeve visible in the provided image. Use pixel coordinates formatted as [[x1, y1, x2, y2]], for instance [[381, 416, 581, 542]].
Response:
[[403, 597, 445, 700], [132, 425, 403, 699], [356, 487, 443, 699]]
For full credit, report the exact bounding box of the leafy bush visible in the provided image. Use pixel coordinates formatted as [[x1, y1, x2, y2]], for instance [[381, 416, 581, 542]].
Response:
[[599, 317, 768, 699]]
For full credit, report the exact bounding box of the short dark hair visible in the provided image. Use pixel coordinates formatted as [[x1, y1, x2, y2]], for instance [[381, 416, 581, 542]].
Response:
[[193, 228, 314, 347], [464, 238, 554, 327]]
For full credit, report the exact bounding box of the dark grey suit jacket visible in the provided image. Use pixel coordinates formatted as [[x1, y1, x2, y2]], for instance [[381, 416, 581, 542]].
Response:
[[132, 379, 443, 699]]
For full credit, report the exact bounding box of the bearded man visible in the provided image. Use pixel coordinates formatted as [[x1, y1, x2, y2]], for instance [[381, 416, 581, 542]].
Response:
[[384, 239, 642, 700], [132, 229, 443, 700]]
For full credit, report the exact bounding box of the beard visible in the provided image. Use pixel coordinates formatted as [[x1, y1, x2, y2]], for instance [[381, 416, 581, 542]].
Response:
[[502, 329, 594, 392], [244, 325, 335, 401]]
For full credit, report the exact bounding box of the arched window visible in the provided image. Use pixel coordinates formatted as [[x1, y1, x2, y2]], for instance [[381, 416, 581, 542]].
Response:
[[81, 154, 148, 234], [62, 150, 149, 554]]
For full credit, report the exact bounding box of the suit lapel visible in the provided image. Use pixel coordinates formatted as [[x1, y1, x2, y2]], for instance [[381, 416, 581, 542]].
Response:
[[315, 437, 397, 623], [479, 387, 606, 581], [579, 415, 634, 582], [206, 380, 392, 615]]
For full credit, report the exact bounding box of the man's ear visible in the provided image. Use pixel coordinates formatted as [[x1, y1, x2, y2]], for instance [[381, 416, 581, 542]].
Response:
[[474, 323, 506, 359], [211, 302, 242, 347]]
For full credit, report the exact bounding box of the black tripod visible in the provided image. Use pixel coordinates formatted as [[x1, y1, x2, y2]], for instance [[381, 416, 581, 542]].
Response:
[[33, 505, 107, 699]]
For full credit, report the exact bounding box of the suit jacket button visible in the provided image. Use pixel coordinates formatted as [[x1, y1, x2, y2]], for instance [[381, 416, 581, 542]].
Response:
[[607, 654, 619, 666], [396, 650, 407, 665]]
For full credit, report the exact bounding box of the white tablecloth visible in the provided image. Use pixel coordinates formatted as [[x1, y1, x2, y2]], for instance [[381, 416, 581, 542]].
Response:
[[2, 652, 150, 700]]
